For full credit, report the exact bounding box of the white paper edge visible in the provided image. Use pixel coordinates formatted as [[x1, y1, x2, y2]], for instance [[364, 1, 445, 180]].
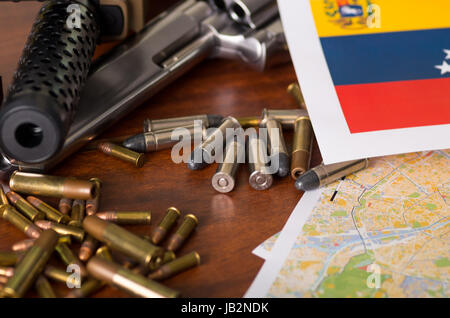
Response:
[[252, 242, 274, 260], [244, 189, 322, 298], [278, 0, 450, 164]]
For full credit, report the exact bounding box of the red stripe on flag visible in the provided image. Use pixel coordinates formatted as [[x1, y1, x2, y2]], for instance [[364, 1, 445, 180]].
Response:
[[335, 78, 450, 133]]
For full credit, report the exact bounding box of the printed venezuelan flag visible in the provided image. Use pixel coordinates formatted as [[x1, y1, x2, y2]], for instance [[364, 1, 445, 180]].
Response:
[[310, 0, 450, 133]]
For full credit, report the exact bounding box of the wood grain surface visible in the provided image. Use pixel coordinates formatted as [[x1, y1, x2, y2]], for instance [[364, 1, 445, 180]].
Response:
[[0, 3, 322, 297]]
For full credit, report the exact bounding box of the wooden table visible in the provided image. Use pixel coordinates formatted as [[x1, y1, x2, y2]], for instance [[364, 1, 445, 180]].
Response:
[[0, 3, 321, 297]]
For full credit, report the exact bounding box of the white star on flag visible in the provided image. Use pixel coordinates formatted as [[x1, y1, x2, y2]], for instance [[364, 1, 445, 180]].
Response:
[[444, 49, 450, 59], [435, 60, 450, 75]]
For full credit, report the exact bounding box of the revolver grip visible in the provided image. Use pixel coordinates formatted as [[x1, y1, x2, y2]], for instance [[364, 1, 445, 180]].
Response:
[[0, 0, 100, 164]]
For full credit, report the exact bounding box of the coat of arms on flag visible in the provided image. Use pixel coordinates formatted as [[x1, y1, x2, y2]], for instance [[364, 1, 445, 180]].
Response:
[[324, 0, 373, 29]]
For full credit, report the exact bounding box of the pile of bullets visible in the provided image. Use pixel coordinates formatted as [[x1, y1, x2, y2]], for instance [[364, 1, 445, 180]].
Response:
[[106, 82, 368, 192], [105, 83, 313, 193], [92, 81, 368, 193], [0, 172, 200, 298]]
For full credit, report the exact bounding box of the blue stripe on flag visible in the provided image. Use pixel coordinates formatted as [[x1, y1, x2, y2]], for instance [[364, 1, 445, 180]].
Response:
[[320, 28, 450, 85]]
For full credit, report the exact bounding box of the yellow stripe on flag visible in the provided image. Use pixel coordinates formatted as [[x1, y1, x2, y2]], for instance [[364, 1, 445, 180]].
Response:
[[310, 0, 450, 37]]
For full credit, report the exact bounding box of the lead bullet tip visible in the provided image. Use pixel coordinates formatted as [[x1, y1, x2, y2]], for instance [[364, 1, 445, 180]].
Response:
[[187, 149, 207, 170], [276, 153, 291, 178], [122, 134, 146, 152], [295, 170, 320, 191]]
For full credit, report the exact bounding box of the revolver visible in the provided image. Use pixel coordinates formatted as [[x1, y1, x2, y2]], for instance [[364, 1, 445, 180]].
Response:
[[0, 0, 286, 178], [0, 0, 159, 164]]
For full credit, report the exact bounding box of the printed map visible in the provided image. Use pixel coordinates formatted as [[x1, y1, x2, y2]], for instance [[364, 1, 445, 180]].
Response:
[[264, 150, 449, 297]]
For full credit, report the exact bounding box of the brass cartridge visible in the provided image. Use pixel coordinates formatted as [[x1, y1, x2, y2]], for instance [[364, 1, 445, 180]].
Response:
[[148, 251, 176, 272], [87, 256, 180, 298], [167, 214, 198, 252], [83, 216, 164, 266], [35, 220, 85, 242], [2, 230, 58, 298], [0, 204, 41, 239], [97, 142, 145, 168], [9, 172, 96, 200], [287, 82, 306, 108], [0, 251, 20, 266], [12, 236, 71, 252], [55, 243, 88, 277], [95, 246, 113, 262], [6, 192, 45, 221], [291, 116, 313, 179], [151, 207, 181, 245], [27, 196, 71, 224], [69, 199, 85, 228], [79, 234, 99, 262], [86, 178, 102, 216], [44, 265, 80, 286], [96, 210, 152, 225], [0, 187, 8, 205], [65, 278, 104, 298], [148, 251, 200, 281]]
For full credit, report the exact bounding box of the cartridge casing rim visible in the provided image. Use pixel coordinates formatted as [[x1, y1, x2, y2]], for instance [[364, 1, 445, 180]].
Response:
[[211, 172, 235, 193], [135, 153, 145, 168], [290, 149, 311, 180], [193, 252, 201, 265], [166, 207, 181, 217], [88, 178, 102, 188], [249, 170, 273, 190], [8, 170, 19, 190], [184, 214, 198, 225]]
